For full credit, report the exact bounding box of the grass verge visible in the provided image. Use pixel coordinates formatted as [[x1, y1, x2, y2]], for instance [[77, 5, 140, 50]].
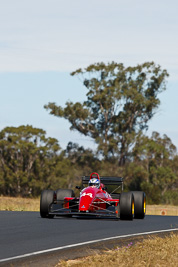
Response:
[[0, 196, 178, 215], [0, 196, 40, 211], [56, 233, 178, 267]]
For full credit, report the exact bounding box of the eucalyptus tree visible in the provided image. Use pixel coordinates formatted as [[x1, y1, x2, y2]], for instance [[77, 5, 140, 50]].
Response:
[[45, 61, 169, 165], [0, 125, 60, 196], [131, 132, 177, 203]]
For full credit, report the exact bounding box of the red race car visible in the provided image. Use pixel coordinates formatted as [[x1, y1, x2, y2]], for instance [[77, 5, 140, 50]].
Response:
[[40, 172, 146, 220]]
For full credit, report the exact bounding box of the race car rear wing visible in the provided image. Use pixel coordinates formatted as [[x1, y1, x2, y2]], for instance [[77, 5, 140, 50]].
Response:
[[82, 176, 124, 190]]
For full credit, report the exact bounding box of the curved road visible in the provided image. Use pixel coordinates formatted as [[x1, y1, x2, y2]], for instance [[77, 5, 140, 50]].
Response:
[[0, 211, 177, 264]]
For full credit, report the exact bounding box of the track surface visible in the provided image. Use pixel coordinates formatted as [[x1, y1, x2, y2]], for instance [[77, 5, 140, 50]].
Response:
[[0, 211, 177, 261]]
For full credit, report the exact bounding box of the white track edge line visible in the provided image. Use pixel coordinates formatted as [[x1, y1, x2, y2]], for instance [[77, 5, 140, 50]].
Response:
[[0, 228, 178, 263]]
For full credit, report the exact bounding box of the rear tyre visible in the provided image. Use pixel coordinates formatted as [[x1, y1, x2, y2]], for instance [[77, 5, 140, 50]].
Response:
[[132, 191, 146, 219], [120, 192, 134, 220], [55, 189, 75, 213], [56, 189, 75, 200], [40, 189, 54, 218]]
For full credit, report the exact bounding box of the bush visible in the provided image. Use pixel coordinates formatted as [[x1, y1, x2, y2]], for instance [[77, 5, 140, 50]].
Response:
[[162, 190, 178, 205]]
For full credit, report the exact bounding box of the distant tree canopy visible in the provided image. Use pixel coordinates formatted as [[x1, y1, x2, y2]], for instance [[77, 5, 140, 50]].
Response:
[[0, 125, 60, 196], [44, 61, 169, 165]]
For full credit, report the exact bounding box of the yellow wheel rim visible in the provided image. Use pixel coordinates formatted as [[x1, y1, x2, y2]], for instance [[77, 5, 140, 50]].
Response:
[[144, 197, 146, 214], [132, 200, 134, 215]]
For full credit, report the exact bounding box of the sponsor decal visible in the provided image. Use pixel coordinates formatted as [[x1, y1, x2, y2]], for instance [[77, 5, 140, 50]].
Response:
[[82, 205, 85, 208], [81, 192, 93, 198]]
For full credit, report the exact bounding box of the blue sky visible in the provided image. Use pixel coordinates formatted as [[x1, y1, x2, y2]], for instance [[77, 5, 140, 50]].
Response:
[[0, 0, 178, 150]]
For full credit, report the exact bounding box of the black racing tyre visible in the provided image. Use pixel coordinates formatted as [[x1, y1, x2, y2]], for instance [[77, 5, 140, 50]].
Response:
[[132, 191, 146, 219], [120, 192, 134, 220], [56, 189, 75, 200], [40, 189, 54, 218]]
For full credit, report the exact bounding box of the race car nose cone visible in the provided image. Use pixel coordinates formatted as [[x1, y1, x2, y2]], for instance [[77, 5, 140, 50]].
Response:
[[79, 199, 90, 211], [79, 187, 96, 211]]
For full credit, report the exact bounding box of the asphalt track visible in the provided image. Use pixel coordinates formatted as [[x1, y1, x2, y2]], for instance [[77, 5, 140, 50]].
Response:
[[0, 211, 178, 265]]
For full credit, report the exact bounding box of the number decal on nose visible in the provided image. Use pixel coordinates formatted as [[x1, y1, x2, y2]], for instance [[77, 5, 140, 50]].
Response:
[[81, 192, 93, 198]]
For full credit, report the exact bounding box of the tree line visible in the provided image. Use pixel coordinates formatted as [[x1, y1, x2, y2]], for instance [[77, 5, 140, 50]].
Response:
[[0, 61, 177, 204]]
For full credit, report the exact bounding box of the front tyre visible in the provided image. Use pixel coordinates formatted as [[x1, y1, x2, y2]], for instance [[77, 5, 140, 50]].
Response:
[[40, 189, 54, 218], [120, 192, 134, 220], [132, 191, 146, 219]]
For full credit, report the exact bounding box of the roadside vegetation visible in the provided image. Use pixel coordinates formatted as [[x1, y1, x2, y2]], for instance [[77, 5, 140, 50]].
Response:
[[56, 233, 178, 267], [0, 196, 40, 211], [0, 61, 177, 205]]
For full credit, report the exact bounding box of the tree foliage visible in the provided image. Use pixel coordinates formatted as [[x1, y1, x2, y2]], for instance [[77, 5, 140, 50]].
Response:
[[45, 61, 169, 164], [0, 126, 177, 204], [0, 125, 60, 196], [129, 132, 177, 203]]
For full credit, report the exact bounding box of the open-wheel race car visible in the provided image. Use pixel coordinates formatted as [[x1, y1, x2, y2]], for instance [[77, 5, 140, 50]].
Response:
[[40, 172, 146, 220]]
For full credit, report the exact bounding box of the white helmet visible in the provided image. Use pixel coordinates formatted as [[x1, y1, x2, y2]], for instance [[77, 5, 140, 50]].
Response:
[[88, 178, 100, 188]]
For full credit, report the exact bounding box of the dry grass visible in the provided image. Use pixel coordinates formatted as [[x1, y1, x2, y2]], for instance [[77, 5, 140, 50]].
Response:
[[0, 196, 40, 211], [0, 196, 178, 215], [146, 205, 178, 216], [56, 233, 178, 267]]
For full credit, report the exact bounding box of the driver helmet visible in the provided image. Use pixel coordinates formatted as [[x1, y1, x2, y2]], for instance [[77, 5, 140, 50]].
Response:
[[88, 178, 100, 188]]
